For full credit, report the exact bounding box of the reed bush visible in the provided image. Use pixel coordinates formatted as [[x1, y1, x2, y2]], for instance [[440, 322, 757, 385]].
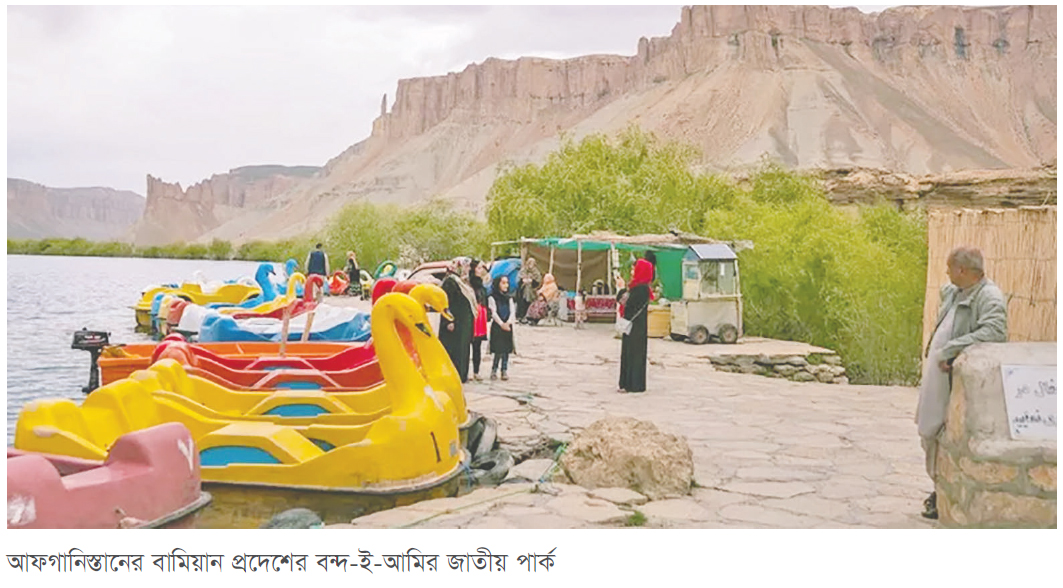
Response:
[[485, 128, 927, 384]]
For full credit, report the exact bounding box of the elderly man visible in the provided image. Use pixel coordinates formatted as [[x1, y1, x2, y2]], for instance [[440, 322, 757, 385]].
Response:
[[917, 246, 1008, 519]]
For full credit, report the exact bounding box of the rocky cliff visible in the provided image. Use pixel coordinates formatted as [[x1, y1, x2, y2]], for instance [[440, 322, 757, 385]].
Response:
[[129, 165, 319, 246], [6, 179, 145, 240], [193, 4, 1057, 242]]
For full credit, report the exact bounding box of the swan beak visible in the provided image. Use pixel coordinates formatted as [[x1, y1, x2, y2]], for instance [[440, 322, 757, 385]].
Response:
[[415, 322, 432, 336], [441, 309, 454, 322]]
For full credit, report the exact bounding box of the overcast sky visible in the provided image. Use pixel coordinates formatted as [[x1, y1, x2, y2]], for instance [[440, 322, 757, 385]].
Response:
[[6, 5, 895, 195]]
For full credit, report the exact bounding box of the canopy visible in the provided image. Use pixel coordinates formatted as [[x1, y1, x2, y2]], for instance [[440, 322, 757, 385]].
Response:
[[504, 232, 730, 300]]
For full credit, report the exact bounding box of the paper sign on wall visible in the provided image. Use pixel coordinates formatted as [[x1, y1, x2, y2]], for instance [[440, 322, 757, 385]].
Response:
[[1000, 365, 1057, 441]]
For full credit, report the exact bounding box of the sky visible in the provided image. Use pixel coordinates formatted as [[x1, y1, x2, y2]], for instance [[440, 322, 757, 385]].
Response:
[[6, 4, 895, 195]]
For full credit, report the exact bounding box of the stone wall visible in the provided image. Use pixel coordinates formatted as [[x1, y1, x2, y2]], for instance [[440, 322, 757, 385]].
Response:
[[936, 343, 1057, 528], [710, 353, 848, 385]]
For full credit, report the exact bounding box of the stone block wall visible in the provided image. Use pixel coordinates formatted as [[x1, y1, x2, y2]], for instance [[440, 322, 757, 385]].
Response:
[[936, 343, 1057, 528], [710, 353, 848, 384]]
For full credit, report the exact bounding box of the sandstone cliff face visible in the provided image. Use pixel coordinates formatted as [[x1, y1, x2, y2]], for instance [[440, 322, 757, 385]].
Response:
[[130, 165, 319, 246], [6, 178, 145, 240], [198, 4, 1056, 243]]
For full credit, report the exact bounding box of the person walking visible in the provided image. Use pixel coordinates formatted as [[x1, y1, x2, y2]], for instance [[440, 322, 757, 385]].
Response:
[[916, 246, 1007, 519], [469, 259, 490, 381], [617, 258, 654, 393], [305, 243, 330, 278], [488, 275, 516, 381], [439, 257, 477, 383]]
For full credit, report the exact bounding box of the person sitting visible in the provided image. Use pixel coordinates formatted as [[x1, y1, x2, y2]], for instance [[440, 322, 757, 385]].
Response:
[[536, 273, 562, 326]]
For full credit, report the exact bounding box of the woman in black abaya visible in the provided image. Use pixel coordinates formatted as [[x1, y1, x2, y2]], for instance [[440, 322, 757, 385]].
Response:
[[617, 258, 654, 393], [438, 257, 477, 383]]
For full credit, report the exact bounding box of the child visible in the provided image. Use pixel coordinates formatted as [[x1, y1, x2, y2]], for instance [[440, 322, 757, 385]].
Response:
[[574, 288, 588, 329], [488, 275, 516, 380]]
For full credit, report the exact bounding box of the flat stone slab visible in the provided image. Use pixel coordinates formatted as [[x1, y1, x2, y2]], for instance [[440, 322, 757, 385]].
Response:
[[639, 499, 714, 521], [734, 466, 832, 482], [544, 495, 629, 525], [719, 482, 817, 499], [588, 487, 649, 507], [718, 504, 828, 528], [505, 459, 556, 482]]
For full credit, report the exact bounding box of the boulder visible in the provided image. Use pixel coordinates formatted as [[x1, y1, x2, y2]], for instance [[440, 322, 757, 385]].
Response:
[[560, 417, 694, 500]]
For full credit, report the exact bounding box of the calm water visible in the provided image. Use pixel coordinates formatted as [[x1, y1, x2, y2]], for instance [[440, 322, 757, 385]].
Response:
[[5, 255, 264, 444]]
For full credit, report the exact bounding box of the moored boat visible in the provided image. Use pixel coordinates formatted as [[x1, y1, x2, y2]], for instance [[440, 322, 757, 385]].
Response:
[[18, 293, 466, 498], [7, 422, 211, 529]]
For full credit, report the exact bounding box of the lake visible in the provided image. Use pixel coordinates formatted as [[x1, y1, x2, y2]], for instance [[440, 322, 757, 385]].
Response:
[[5, 255, 265, 444]]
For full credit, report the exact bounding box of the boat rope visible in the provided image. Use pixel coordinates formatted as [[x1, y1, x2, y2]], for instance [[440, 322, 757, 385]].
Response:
[[538, 442, 568, 483]]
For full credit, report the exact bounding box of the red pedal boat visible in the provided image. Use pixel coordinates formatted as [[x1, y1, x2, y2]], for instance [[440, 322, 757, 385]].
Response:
[[153, 340, 383, 390], [7, 422, 211, 529]]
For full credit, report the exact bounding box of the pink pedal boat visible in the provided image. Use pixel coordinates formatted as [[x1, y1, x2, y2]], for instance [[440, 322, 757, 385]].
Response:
[[7, 422, 212, 529]]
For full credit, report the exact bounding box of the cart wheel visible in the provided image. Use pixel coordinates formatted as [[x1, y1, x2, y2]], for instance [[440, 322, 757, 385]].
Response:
[[670, 333, 686, 342], [688, 325, 710, 345], [718, 323, 739, 344]]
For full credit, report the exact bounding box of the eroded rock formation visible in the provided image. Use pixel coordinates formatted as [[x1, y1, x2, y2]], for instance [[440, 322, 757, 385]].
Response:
[[6, 178, 145, 240], [162, 5, 1056, 243], [130, 165, 319, 246]]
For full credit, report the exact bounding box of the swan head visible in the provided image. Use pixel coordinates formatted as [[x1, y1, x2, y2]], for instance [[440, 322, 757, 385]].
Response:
[[374, 292, 433, 341], [409, 283, 453, 322]]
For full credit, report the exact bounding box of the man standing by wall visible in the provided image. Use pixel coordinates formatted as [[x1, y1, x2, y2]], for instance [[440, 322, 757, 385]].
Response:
[[305, 242, 330, 278], [917, 246, 1008, 519]]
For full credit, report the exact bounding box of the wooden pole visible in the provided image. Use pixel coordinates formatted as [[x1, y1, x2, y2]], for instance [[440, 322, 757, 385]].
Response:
[[549, 246, 555, 275], [576, 240, 582, 294], [279, 305, 291, 357], [300, 280, 319, 342]]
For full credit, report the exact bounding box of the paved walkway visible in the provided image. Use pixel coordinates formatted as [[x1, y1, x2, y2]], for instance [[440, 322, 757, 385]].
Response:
[[327, 304, 937, 529]]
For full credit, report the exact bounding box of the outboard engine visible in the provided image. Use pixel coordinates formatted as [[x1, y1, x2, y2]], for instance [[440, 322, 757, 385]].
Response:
[[71, 328, 110, 394]]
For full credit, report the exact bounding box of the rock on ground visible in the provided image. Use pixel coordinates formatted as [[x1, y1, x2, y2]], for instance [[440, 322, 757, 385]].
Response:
[[560, 416, 694, 500]]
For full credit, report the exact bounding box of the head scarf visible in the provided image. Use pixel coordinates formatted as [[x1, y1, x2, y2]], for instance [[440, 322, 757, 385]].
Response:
[[491, 275, 512, 322], [538, 273, 559, 301], [469, 258, 486, 305], [447, 256, 479, 314], [629, 259, 656, 300], [519, 257, 542, 283]]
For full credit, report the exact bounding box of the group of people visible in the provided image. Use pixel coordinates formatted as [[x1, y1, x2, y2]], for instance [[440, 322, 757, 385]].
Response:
[[437, 257, 516, 382], [430, 251, 658, 394], [304, 243, 364, 298]]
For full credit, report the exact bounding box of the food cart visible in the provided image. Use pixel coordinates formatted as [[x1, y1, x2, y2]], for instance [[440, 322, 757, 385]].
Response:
[[669, 244, 743, 344]]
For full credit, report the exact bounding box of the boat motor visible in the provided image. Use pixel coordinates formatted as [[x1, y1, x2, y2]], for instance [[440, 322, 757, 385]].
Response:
[[71, 328, 110, 394]]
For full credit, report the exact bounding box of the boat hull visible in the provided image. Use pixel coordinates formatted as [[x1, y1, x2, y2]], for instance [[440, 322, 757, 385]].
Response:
[[194, 464, 467, 528], [7, 423, 212, 529], [100, 341, 359, 385]]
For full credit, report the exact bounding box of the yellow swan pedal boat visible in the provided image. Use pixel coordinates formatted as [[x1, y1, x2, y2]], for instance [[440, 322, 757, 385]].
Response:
[[17, 293, 464, 493], [134, 281, 262, 328], [216, 273, 308, 317]]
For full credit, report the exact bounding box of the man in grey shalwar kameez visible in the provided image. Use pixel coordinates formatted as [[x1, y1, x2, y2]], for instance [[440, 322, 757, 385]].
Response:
[[917, 246, 1007, 519]]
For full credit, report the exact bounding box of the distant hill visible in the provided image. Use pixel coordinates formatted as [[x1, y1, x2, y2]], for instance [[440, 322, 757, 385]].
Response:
[[7, 178, 145, 241]]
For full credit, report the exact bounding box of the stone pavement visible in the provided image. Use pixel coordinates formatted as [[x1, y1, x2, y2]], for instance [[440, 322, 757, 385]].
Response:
[[327, 306, 937, 529]]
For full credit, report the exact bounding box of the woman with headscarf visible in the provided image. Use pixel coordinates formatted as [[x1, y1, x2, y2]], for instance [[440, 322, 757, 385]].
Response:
[[516, 257, 542, 323], [439, 257, 477, 383], [469, 259, 490, 381], [617, 258, 654, 393], [344, 251, 360, 297], [488, 274, 517, 380]]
